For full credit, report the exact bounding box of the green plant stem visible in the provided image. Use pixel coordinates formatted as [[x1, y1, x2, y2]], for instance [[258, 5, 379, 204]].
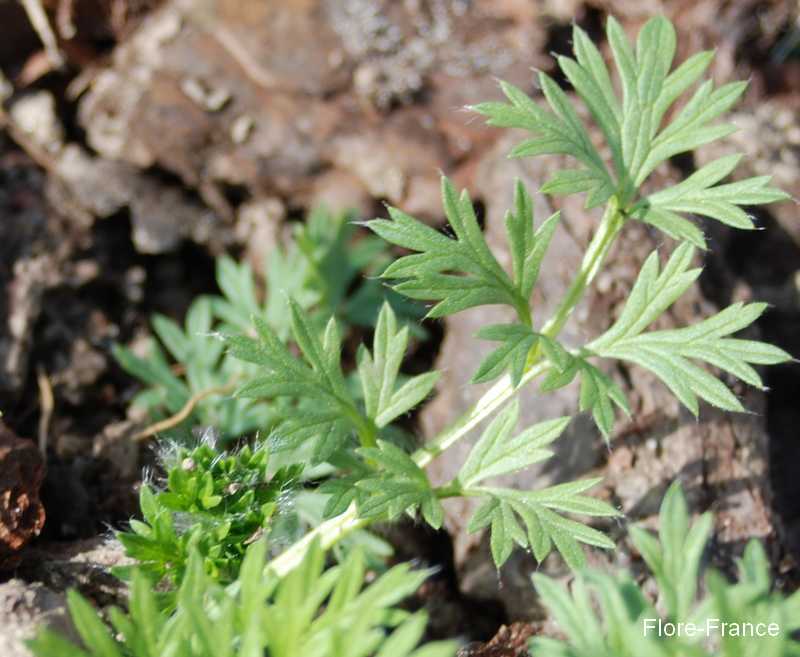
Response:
[[345, 407, 379, 448], [540, 197, 624, 339], [433, 480, 465, 499], [412, 360, 550, 469], [266, 199, 627, 577]]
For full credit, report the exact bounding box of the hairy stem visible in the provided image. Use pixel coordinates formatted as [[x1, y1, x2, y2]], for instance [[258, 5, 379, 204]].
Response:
[[540, 197, 624, 339], [412, 360, 550, 468], [265, 199, 627, 577]]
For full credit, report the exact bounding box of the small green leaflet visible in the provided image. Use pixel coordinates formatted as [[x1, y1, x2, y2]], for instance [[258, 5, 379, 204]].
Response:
[[472, 78, 614, 209], [472, 324, 538, 385], [355, 441, 444, 529], [629, 481, 713, 621], [588, 243, 791, 416], [539, 354, 630, 443], [467, 479, 619, 570], [358, 303, 440, 428], [227, 301, 359, 461], [268, 410, 350, 464], [368, 178, 558, 323], [472, 325, 570, 386], [459, 400, 569, 488], [633, 154, 789, 249]]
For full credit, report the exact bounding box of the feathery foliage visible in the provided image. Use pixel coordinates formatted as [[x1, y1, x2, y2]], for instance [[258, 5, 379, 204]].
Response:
[[458, 401, 619, 569], [587, 242, 791, 416], [29, 540, 457, 657], [113, 207, 422, 442], [228, 302, 438, 463], [531, 483, 800, 657], [471, 17, 789, 245]]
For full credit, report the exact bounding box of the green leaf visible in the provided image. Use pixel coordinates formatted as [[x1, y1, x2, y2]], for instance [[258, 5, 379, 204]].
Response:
[[472, 324, 538, 385], [356, 441, 444, 529], [577, 360, 630, 442], [539, 354, 629, 441], [473, 14, 789, 232], [633, 206, 707, 249], [474, 77, 613, 208], [268, 409, 350, 463], [467, 479, 619, 569], [369, 178, 528, 320], [289, 300, 347, 396], [636, 154, 790, 235], [459, 400, 569, 488], [590, 249, 791, 414], [66, 590, 123, 657], [357, 305, 440, 430], [370, 178, 560, 325], [630, 481, 713, 621], [505, 180, 560, 301], [27, 631, 92, 657], [640, 81, 746, 184]]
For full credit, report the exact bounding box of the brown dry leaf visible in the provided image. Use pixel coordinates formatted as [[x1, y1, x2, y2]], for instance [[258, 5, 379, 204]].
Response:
[[0, 423, 45, 568]]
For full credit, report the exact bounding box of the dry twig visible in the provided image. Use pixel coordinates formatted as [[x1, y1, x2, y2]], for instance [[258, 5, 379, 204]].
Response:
[[132, 379, 239, 442]]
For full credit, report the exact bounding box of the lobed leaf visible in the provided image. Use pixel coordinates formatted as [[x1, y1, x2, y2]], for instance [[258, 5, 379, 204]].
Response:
[[590, 251, 792, 415], [459, 400, 569, 488]]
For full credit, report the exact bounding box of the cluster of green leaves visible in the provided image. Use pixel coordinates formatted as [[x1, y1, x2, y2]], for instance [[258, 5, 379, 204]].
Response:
[[113, 206, 422, 442], [227, 302, 438, 465], [26, 13, 798, 657], [456, 400, 619, 569], [472, 15, 788, 244], [116, 438, 301, 585], [369, 15, 791, 442], [29, 539, 456, 657], [531, 483, 800, 656]]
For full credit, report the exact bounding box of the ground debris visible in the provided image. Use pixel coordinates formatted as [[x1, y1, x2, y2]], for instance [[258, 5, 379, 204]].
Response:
[[0, 423, 45, 568], [458, 623, 534, 657]]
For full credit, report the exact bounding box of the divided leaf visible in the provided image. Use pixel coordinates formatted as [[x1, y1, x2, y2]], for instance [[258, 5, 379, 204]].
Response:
[[634, 154, 790, 248], [473, 78, 614, 208], [473, 15, 788, 243], [459, 400, 569, 488], [457, 402, 618, 570], [467, 479, 619, 569], [368, 178, 557, 324], [472, 324, 539, 386], [540, 355, 630, 442], [227, 304, 362, 460], [358, 304, 440, 428], [588, 244, 791, 415], [355, 441, 444, 529]]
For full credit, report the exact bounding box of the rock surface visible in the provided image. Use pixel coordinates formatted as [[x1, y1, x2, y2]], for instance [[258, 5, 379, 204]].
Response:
[[0, 580, 75, 657]]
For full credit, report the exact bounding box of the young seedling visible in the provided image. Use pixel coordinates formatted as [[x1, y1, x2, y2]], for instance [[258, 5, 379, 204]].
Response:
[[32, 14, 794, 657], [531, 483, 800, 656], [257, 15, 790, 573]]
